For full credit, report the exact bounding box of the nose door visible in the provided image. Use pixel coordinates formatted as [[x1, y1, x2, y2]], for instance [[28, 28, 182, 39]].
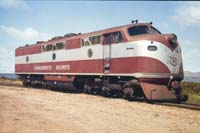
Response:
[[103, 34, 111, 74]]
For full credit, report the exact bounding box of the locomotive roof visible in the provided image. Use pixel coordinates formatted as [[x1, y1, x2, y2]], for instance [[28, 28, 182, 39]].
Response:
[[16, 23, 151, 49]]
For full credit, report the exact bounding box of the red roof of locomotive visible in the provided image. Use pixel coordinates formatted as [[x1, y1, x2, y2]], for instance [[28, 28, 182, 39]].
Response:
[[16, 23, 151, 49]]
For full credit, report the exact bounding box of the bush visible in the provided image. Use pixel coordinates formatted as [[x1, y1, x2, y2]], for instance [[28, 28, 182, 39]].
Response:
[[0, 76, 7, 79], [181, 82, 200, 103]]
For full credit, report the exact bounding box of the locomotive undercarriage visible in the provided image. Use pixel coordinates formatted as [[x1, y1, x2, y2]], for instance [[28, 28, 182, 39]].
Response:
[[73, 76, 145, 99], [18, 74, 184, 101]]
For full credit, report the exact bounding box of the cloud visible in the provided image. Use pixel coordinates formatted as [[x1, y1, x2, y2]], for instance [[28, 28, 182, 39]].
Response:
[[0, 26, 52, 73], [0, 47, 15, 73], [0, 25, 50, 41], [173, 2, 200, 27], [180, 39, 200, 72], [0, 0, 28, 10]]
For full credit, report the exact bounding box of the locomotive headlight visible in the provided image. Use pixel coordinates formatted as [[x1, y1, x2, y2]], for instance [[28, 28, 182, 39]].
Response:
[[147, 45, 157, 51]]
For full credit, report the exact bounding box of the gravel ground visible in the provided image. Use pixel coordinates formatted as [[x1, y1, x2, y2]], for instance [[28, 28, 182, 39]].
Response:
[[0, 85, 200, 133]]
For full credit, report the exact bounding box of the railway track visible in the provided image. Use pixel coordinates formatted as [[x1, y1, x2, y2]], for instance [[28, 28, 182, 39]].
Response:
[[154, 102, 200, 111], [0, 82, 200, 111]]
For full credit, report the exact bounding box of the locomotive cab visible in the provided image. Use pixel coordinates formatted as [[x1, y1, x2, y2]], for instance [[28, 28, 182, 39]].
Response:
[[124, 23, 184, 101]]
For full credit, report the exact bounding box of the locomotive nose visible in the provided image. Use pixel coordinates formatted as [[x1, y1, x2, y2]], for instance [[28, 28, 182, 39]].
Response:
[[165, 34, 179, 50]]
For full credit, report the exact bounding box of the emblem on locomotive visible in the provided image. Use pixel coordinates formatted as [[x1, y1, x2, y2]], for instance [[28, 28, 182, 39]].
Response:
[[170, 56, 177, 66]]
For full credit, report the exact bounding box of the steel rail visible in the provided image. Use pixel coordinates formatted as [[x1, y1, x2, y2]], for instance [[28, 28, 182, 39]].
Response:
[[154, 102, 200, 111]]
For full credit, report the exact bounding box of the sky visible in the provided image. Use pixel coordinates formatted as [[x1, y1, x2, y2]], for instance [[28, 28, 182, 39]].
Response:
[[0, 1, 200, 73]]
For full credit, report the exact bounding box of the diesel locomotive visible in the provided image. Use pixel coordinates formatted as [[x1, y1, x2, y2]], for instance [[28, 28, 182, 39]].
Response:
[[15, 21, 184, 101]]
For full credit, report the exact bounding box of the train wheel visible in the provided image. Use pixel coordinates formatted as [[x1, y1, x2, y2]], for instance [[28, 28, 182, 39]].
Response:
[[83, 84, 91, 93], [101, 86, 111, 97], [122, 82, 134, 99], [23, 80, 28, 87], [122, 80, 140, 100]]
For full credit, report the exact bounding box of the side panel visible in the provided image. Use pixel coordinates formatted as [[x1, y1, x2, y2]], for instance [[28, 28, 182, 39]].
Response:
[[15, 45, 41, 56], [16, 59, 103, 74], [15, 57, 169, 75], [15, 40, 182, 79], [110, 57, 170, 74]]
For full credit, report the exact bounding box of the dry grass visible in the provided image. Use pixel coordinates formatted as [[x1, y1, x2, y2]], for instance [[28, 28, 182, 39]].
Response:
[[181, 82, 200, 103], [0, 77, 22, 87]]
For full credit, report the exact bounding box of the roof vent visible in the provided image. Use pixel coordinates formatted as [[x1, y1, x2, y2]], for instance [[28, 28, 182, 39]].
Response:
[[64, 33, 78, 37], [37, 41, 44, 44], [131, 20, 138, 24], [51, 36, 63, 40]]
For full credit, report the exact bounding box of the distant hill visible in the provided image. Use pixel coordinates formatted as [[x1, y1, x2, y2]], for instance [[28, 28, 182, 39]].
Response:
[[184, 71, 200, 77], [0, 73, 17, 79]]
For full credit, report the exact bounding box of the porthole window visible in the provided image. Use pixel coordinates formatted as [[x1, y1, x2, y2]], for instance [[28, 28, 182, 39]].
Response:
[[52, 53, 56, 60], [26, 56, 29, 62], [87, 48, 93, 58]]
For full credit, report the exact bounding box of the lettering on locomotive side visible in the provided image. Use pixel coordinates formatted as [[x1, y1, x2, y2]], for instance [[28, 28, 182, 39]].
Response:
[[33, 65, 71, 71], [56, 65, 70, 70], [34, 65, 52, 71]]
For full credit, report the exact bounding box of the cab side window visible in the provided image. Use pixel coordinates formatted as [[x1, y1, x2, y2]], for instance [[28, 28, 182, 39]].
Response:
[[104, 32, 123, 44], [56, 42, 65, 50], [46, 44, 53, 51], [104, 34, 111, 45], [112, 32, 123, 43], [42, 42, 65, 52], [81, 35, 102, 47]]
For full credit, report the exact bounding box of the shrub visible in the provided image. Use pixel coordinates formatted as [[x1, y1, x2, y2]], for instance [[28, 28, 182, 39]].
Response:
[[181, 82, 200, 103]]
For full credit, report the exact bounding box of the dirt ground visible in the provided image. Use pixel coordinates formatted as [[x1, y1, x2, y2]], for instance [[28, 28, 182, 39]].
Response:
[[0, 85, 200, 133]]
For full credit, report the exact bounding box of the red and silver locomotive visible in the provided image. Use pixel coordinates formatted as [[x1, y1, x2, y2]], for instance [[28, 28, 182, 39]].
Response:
[[15, 21, 184, 101]]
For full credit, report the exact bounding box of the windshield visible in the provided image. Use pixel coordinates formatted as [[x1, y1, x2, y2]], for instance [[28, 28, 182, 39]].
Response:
[[128, 26, 150, 36], [128, 25, 162, 36], [150, 26, 161, 34]]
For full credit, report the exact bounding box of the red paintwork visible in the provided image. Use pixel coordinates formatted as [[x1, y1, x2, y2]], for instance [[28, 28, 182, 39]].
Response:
[[15, 23, 150, 56], [44, 75, 75, 82], [140, 82, 177, 100], [66, 38, 81, 49], [139, 78, 170, 85], [16, 57, 169, 75], [15, 44, 41, 56], [15, 59, 103, 73], [111, 57, 170, 73], [15, 23, 177, 57]]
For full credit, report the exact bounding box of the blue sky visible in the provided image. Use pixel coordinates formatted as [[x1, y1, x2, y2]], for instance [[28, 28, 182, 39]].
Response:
[[0, 1, 200, 73]]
